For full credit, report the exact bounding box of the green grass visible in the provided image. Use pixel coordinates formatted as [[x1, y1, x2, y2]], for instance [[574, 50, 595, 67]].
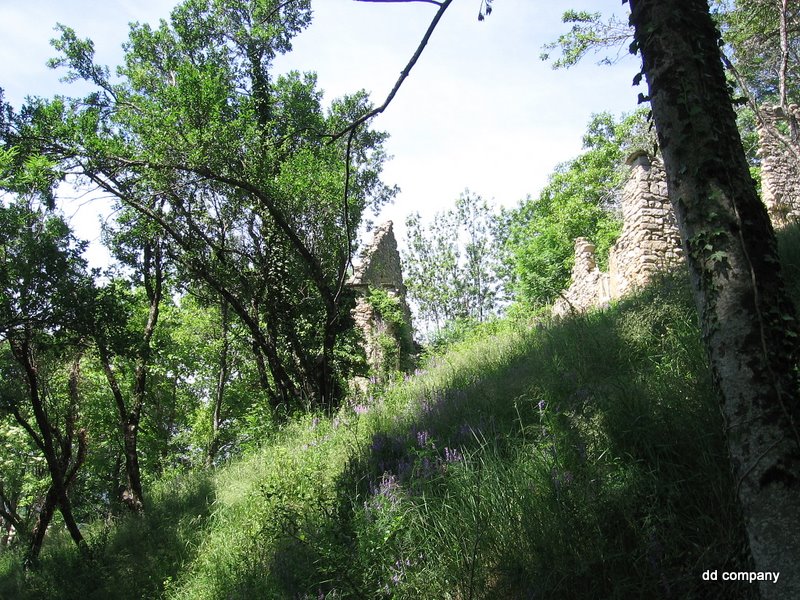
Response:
[[7, 228, 800, 599]]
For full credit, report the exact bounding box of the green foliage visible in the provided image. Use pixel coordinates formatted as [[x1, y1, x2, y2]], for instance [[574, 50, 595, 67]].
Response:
[[366, 287, 414, 378], [501, 111, 655, 308], [0, 199, 92, 335], [3, 0, 795, 588], [36, 0, 397, 411], [714, 0, 800, 105], [403, 190, 501, 335], [0, 470, 215, 600]]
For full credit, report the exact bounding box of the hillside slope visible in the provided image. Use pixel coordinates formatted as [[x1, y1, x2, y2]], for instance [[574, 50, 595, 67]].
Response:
[[6, 228, 800, 599]]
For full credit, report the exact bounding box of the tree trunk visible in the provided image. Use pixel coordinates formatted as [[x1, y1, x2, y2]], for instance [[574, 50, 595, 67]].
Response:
[[10, 338, 86, 562], [629, 1, 800, 596], [96, 344, 144, 512], [25, 486, 57, 567], [207, 297, 230, 467]]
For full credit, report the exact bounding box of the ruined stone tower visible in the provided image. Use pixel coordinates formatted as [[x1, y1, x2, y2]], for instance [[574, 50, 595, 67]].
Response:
[[348, 221, 414, 376], [553, 110, 800, 317]]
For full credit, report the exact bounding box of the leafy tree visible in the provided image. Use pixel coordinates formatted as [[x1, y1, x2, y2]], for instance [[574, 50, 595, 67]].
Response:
[[539, 10, 632, 69], [0, 388, 46, 551], [716, 0, 800, 169], [716, 0, 800, 106], [540, 2, 800, 163], [91, 206, 167, 512], [0, 199, 93, 563], [403, 191, 500, 334], [167, 288, 266, 466], [34, 0, 395, 413]]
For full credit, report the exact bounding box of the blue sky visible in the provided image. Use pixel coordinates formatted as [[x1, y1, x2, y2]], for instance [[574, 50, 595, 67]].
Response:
[[1, 0, 641, 263]]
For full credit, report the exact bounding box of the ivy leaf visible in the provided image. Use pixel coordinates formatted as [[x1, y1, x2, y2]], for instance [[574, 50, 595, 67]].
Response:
[[709, 250, 728, 263]]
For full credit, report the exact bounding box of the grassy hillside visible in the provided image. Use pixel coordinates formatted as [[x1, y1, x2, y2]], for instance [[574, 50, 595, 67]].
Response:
[[6, 227, 800, 599]]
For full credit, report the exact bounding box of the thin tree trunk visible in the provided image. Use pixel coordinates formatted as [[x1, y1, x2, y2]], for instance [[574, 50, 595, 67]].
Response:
[[10, 338, 86, 562], [25, 486, 57, 567], [778, 0, 799, 142], [207, 297, 230, 467], [96, 343, 144, 512], [629, 1, 800, 597]]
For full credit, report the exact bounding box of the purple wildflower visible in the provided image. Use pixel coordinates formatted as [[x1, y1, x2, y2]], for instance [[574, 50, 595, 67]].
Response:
[[415, 429, 431, 448], [367, 472, 401, 512], [444, 447, 463, 463]]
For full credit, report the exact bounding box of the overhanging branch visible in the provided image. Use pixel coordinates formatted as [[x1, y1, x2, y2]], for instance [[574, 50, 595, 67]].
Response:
[[329, 0, 453, 141]]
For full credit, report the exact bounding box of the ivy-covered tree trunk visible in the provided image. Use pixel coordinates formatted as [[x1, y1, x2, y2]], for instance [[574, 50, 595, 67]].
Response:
[[629, 0, 800, 596]]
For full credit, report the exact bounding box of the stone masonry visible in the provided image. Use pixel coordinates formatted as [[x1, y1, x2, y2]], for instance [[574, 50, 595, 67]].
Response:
[[607, 151, 683, 298], [757, 104, 800, 226], [553, 151, 682, 317], [348, 221, 414, 374]]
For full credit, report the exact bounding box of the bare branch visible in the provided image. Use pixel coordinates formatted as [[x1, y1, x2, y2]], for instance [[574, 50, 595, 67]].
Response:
[[330, 0, 453, 141], [334, 126, 359, 306], [355, 0, 442, 5], [721, 51, 800, 164]]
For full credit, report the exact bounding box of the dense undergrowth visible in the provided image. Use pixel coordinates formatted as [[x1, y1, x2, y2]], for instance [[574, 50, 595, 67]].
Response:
[[5, 227, 800, 599]]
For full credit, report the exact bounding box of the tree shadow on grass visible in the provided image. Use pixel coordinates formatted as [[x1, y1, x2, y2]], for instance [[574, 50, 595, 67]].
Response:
[[271, 266, 756, 599]]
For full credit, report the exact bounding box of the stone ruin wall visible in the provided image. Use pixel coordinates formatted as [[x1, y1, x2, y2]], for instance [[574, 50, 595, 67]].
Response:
[[348, 221, 414, 375], [554, 108, 800, 316], [758, 104, 800, 226], [553, 152, 682, 317]]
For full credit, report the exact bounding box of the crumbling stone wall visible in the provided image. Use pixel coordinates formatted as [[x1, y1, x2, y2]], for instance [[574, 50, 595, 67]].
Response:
[[552, 238, 610, 317], [554, 113, 800, 317], [348, 221, 414, 374], [758, 104, 800, 226], [553, 152, 682, 316], [607, 152, 683, 297]]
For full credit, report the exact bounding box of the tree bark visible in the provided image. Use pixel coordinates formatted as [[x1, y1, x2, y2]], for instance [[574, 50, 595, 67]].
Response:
[[26, 486, 57, 567], [628, 1, 800, 596]]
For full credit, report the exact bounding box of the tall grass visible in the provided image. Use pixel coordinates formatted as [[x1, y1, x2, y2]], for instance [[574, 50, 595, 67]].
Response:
[[0, 470, 214, 600], [8, 228, 800, 598]]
